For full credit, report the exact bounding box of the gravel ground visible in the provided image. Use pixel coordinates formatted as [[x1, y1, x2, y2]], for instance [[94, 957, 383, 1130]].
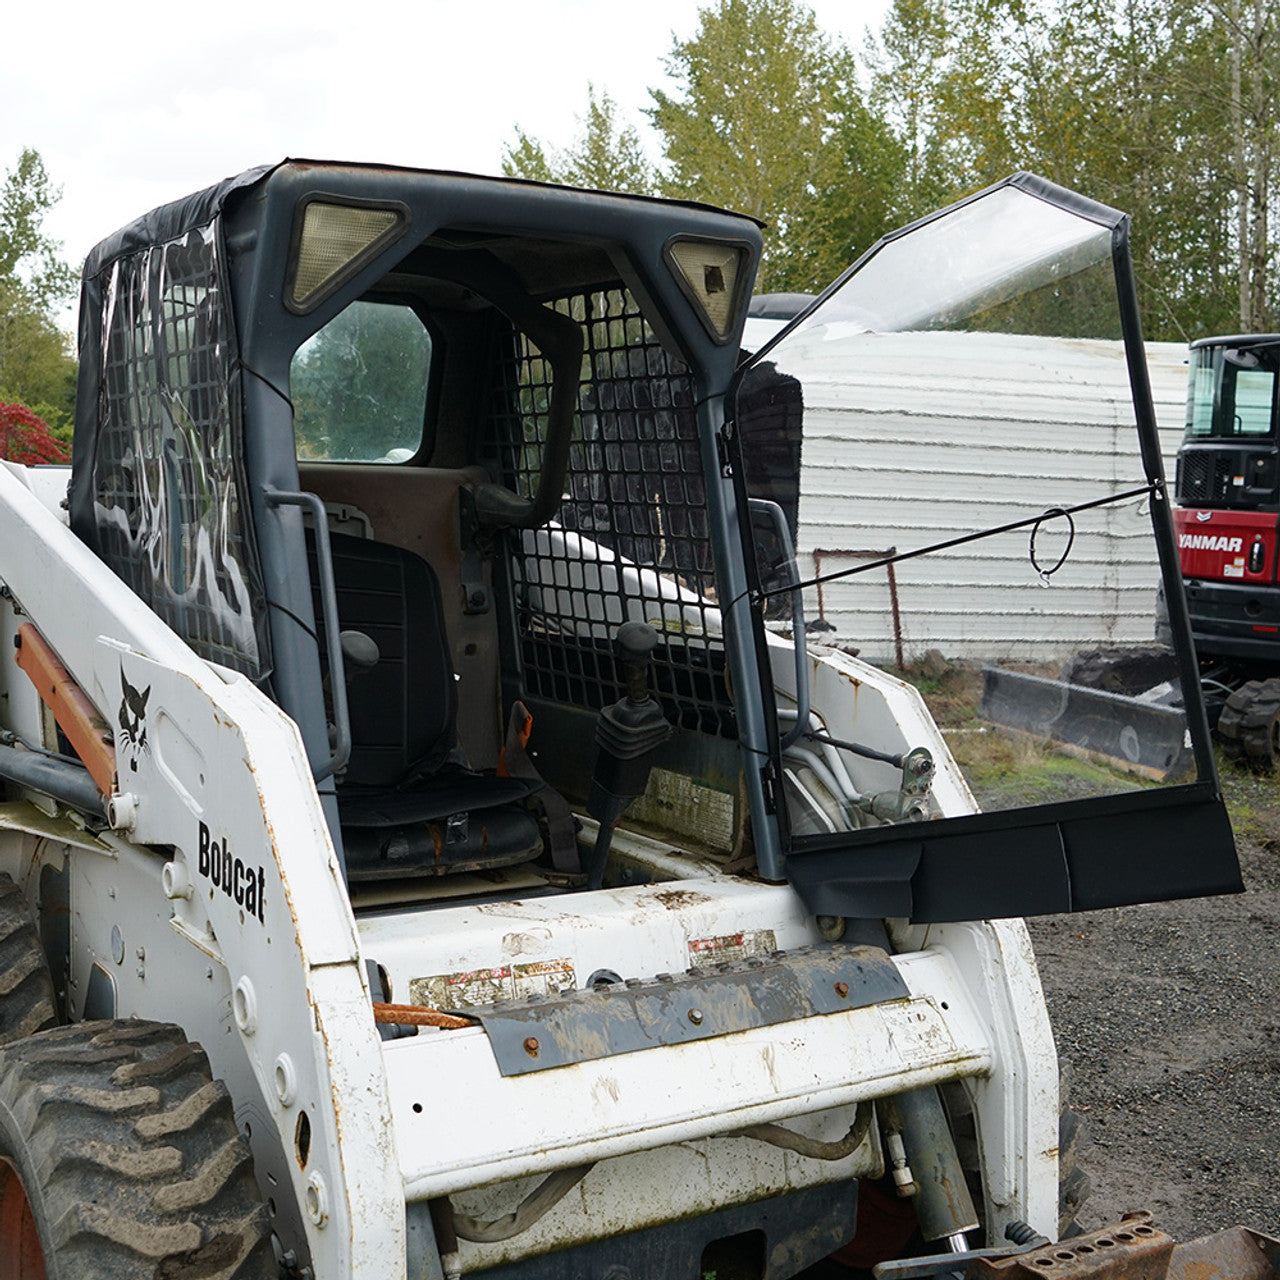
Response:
[[1028, 760, 1280, 1244]]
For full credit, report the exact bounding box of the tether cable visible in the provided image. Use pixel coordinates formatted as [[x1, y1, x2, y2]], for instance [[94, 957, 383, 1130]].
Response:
[[752, 482, 1158, 604]]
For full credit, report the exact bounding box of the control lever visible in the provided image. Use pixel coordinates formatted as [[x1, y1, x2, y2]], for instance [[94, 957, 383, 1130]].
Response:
[[583, 622, 672, 890]]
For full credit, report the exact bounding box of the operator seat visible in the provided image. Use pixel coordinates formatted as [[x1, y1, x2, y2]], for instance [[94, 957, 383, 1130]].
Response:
[[311, 531, 542, 879]]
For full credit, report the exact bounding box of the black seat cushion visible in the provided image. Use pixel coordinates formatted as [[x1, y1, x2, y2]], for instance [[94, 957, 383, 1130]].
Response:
[[340, 804, 542, 879], [318, 531, 456, 788], [309, 529, 545, 878], [338, 768, 539, 827]]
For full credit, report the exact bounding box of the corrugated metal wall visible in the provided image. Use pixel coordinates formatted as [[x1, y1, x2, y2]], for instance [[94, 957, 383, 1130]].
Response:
[[780, 332, 1188, 664]]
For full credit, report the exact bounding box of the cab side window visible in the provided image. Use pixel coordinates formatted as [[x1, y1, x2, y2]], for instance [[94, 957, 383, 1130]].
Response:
[[291, 301, 431, 462]]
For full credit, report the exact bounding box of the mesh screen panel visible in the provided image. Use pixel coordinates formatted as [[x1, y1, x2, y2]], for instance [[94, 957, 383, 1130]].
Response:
[[91, 223, 271, 679], [487, 289, 735, 738]]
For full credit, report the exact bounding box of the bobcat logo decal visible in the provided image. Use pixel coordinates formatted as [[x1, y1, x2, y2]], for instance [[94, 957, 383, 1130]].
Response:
[[118, 666, 151, 773]]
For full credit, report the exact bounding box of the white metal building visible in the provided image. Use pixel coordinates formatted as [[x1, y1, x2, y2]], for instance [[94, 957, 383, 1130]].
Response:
[[743, 324, 1188, 664]]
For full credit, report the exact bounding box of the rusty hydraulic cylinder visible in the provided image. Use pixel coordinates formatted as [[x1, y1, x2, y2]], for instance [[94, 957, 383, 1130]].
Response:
[[879, 1086, 980, 1244], [13, 623, 115, 796]]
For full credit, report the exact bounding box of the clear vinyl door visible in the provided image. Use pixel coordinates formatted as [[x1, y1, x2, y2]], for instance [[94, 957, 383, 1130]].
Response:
[[729, 174, 1240, 922]]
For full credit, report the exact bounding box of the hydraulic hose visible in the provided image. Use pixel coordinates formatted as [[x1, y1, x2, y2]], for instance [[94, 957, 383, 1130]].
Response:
[[451, 1165, 594, 1243], [734, 1103, 872, 1161]]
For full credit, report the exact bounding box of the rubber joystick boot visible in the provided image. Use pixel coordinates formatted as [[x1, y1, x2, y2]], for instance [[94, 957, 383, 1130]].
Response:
[[587, 622, 672, 826]]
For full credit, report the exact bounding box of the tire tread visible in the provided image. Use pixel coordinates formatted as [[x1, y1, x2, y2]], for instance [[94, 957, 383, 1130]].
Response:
[[0, 874, 56, 1045], [1216, 677, 1280, 765], [0, 1020, 274, 1279]]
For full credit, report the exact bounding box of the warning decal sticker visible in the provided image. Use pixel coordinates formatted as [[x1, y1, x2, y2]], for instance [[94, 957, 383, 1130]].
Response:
[[409, 958, 576, 1009], [687, 929, 777, 968]]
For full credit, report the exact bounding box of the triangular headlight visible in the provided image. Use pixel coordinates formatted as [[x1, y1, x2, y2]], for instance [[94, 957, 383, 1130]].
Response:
[[287, 200, 408, 312], [665, 238, 748, 343]]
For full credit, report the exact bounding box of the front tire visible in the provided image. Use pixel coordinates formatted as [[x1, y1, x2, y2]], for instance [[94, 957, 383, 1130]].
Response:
[[0, 1020, 274, 1279]]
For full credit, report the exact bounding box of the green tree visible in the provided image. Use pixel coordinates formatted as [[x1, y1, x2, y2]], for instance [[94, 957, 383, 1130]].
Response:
[[783, 78, 908, 289], [503, 86, 658, 194], [0, 150, 77, 312], [865, 0, 963, 217], [649, 0, 893, 289], [1212, 0, 1280, 330], [899, 0, 1248, 339], [0, 149, 77, 429]]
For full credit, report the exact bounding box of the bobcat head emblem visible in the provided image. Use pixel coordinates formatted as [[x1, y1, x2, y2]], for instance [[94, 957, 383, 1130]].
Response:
[[118, 667, 151, 772]]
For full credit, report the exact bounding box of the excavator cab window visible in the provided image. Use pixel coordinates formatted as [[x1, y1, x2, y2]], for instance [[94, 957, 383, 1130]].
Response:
[[1185, 344, 1279, 440]]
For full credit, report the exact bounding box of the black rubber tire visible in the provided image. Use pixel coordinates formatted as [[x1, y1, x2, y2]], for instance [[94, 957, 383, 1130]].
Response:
[[1057, 1101, 1091, 1238], [1059, 646, 1178, 696], [1216, 677, 1280, 766], [0, 875, 56, 1046], [0, 1020, 275, 1279], [941, 1069, 1091, 1242]]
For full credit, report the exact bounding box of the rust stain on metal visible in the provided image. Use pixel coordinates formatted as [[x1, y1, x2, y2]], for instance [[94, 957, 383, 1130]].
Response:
[[970, 1212, 1175, 1278], [834, 981, 849, 998], [1167, 1225, 1280, 1280], [523, 1037, 540, 1058], [13, 623, 115, 795], [372, 1002, 474, 1030], [652, 888, 712, 910]]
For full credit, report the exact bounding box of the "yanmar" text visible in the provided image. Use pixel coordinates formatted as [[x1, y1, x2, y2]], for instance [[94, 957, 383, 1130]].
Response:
[[1179, 534, 1244, 552], [198, 821, 265, 923]]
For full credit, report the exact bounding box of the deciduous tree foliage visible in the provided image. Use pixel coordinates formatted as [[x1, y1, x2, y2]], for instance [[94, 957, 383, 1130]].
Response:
[[0, 149, 77, 432], [873, 0, 1276, 337], [649, 0, 901, 289], [0, 150, 76, 313], [501, 0, 1280, 336]]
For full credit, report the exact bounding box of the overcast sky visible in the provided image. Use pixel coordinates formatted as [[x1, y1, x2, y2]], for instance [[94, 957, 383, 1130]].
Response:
[[3, 0, 890, 311]]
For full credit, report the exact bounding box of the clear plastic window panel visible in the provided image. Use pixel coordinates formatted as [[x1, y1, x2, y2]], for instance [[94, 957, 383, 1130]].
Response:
[[487, 289, 734, 737], [92, 224, 271, 680], [737, 185, 1194, 834], [291, 300, 431, 461]]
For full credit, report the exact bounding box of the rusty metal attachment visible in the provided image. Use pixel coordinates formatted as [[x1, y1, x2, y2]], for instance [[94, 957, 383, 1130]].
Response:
[[969, 1212, 1171, 1277], [1166, 1224, 1280, 1280], [875, 1212, 1280, 1280], [370, 1002, 474, 1030], [13, 621, 115, 795]]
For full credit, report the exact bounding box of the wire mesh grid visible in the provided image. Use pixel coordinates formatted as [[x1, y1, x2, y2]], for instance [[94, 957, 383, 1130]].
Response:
[[93, 225, 271, 679], [487, 288, 735, 737], [1176, 450, 1233, 505]]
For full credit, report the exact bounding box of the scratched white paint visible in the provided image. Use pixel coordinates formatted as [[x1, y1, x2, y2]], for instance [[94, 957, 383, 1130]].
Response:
[[0, 466, 405, 1278]]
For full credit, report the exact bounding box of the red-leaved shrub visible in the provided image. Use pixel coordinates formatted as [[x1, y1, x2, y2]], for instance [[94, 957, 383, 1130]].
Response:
[[0, 402, 70, 464]]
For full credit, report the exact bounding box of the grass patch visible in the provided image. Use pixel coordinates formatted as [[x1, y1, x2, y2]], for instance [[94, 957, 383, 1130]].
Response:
[[896, 649, 1152, 809], [1216, 749, 1280, 849], [949, 727, 1146, 808]]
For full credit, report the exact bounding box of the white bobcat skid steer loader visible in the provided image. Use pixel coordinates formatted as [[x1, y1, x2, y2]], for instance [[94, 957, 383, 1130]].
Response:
[[0, 164, 1240, 1279]]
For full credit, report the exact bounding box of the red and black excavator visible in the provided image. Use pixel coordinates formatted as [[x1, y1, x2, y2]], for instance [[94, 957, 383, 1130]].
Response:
[[1170, 334, 1280, 762]]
